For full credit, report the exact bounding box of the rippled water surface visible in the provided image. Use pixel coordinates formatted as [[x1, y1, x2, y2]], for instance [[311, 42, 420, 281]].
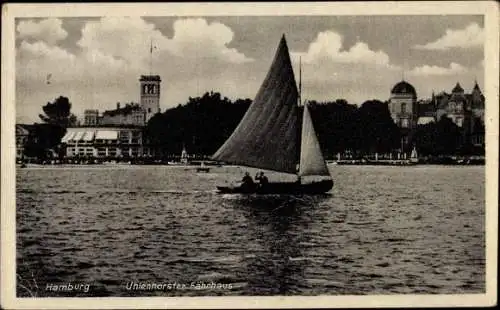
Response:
[[16, 165, 485, 296]]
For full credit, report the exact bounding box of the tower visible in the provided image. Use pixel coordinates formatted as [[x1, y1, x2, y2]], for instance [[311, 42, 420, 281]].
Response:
[[389, 80, 417, 152], [140, 75, 161, 122], [389, 80, 417, 129]]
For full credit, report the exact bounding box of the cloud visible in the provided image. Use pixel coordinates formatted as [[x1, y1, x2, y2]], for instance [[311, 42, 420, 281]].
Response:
[[408, 62, 468, 76], [292, 31, 394, 68], [19, 40, 75, 62], [413, 23, 484, 50], [16, 17, 254, 122], [287, 30, 400, 104], [17, 18, 68, 45], [76, 17, 252, 67], [167, 18, 252, 63]]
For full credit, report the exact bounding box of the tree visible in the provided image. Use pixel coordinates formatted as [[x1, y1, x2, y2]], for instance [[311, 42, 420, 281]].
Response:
[[27, 96, 77, 160], [39, 96, 77, 127], [308, 99, 358, 158], [24, 123, 66, 159], [413, 116, 461, 156], [145, 91, 251, 158], [354, 100, 400, 155]]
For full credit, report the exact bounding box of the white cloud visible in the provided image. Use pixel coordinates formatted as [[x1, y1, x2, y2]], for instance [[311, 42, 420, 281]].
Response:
[[16, 17, 254, 122], [19, 40, 75, 62], [413, 23, 484, 50], [76, 17, 252, 67], [408, 62, 468, 76], [292, 31, 394, 67], [167, 18, 252, 64], [287, 30, 400, 104], [17, 18, 68, 45]]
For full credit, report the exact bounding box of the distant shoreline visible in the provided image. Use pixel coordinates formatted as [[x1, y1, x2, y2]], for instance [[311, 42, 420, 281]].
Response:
[[16, 161, 485, 168]]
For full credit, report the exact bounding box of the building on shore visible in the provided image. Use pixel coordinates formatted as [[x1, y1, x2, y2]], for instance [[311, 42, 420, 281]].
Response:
[[60, 126, 155, 159], [82, 75, 161, 127], [15, 124, 32, 160], [389, 79, 485, 151], [59, 74, 162, 159]]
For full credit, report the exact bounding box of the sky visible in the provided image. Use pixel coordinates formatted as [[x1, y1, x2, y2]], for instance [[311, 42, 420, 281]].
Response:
[[15, 15, 484, 124]]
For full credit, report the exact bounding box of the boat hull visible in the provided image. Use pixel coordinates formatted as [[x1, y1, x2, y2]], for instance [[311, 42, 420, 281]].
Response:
[[216, 180, 333, 195]]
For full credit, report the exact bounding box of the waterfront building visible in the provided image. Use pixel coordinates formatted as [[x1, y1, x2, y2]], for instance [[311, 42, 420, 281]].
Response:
[[15, 124, 32, 160], [82, 75, 161, 127], [389, 79, 485, 150], [139, 75, 161, 122], [61, 126, 154, 159], [388, 80, 417, 148], [68, 74, 162, 159]]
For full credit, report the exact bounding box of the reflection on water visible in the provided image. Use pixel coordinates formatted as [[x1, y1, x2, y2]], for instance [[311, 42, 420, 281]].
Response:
[[237, 195, 325, 295], [16, 165, 485, 296]]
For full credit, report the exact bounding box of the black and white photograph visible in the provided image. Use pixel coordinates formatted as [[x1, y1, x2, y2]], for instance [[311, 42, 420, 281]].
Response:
[[1, 2, 498, 309]]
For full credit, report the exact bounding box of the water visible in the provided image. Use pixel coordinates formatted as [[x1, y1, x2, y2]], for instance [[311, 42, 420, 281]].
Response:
[[16, 165, 485, 297]]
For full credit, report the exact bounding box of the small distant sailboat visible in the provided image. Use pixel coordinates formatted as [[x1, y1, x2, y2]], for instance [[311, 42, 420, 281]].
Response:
[[410, 146, 418, 164], [168, 144, 190, 165], [180, 145, 188, 164], [212, 35, 333, 194]]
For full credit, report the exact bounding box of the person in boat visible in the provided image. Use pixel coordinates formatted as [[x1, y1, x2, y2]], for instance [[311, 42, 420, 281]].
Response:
[[240, 172, 255, 191], [257, 172, 269, 188], [255, 172, 262, 182]]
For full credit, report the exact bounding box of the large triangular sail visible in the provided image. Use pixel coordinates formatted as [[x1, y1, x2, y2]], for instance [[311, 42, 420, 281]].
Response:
[[212, 35, 300, 174], [299, 104, 331, 177]]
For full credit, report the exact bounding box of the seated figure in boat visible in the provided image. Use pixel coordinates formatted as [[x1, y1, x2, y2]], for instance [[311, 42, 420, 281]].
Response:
[[240, 172, 255, 192], [256, 171, 269, 188]]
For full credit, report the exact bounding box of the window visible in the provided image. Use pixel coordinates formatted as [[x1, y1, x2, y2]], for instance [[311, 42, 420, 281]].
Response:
[[146, 84, 155, 94], [148, 108, 151, 113], [401, 103, 407, 114]]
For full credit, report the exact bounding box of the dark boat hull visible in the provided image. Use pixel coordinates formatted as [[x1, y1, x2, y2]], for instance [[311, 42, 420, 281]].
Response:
[[217, 180, 333, 195]]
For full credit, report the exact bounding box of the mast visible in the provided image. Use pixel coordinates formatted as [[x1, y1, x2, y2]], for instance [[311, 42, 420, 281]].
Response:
[[297, 56, 302, 175], [298, 56, 302, 107]]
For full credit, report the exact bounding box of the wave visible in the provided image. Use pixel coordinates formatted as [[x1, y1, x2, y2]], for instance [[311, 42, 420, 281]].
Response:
[[19, 189, 217, 195], [347, 221, 377, 226]]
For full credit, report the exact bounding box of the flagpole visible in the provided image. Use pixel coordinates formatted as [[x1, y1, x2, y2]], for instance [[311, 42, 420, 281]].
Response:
[[149, 38, 153, 75]]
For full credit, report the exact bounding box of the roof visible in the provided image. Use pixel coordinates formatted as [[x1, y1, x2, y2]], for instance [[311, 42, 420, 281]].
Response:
[[417, 102, 436, 115], [82, 131, 95, 141], [102, 104, 143, 117], [391, 80, 417, 97], [95, 130, 118, 140], [417, 116, 436, 125], [452, 82, 464, 93], [140, 75, 161, 82], [61, 132, 75, 143], [73, 131, 85, 141], [473, 81, 482, 93]]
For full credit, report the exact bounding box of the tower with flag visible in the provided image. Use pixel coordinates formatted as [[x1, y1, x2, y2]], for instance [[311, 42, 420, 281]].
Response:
[[140, 39, 161, 122]]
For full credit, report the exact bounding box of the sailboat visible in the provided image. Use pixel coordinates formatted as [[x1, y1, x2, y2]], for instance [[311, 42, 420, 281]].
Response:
[[168, 144, 190, 165], [410, 146, 418, 164], [212, 35, 333, 194], [180, 145, 188, 164]]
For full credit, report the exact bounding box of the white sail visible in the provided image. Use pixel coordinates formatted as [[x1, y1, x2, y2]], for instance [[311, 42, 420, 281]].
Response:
[[299, 104, 331, 177], [411, 146, 418, 159]]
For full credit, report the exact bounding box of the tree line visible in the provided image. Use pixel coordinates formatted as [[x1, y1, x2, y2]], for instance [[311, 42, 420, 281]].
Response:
[[22, 92, 484, 160]]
